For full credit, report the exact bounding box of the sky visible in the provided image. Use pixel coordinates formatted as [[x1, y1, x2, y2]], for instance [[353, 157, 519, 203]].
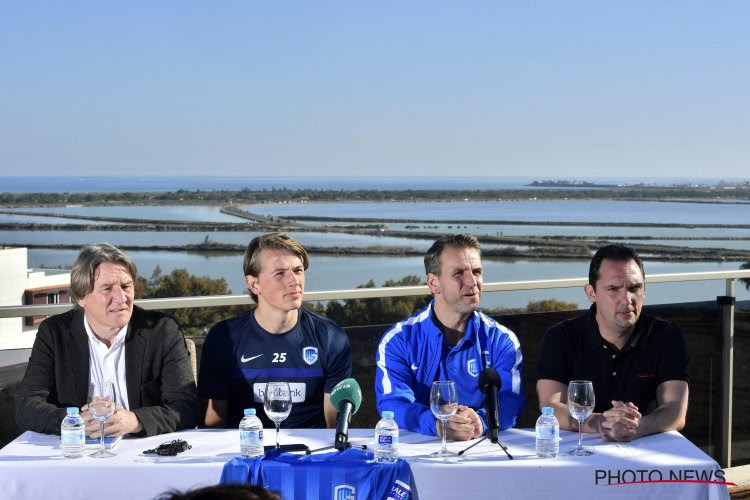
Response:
[[1, 1, 748, 180]]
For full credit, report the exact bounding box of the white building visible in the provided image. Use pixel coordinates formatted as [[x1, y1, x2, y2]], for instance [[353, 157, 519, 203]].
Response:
[[0, 247, 71, 351]]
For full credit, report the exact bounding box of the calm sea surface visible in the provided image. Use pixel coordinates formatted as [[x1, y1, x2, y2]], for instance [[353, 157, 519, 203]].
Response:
[[7, 175, 745, 193]]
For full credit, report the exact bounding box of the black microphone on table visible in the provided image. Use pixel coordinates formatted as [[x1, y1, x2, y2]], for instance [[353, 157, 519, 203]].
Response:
[[480, 367, 501, 444], [458, 367, 513, 459], [307, 378, 367, 454]]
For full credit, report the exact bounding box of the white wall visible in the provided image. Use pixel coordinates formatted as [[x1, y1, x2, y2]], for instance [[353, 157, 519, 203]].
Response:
[[0, 248, 28, 350]]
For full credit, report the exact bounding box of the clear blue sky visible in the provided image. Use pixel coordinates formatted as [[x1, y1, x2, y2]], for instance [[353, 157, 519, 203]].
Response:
[[1, 1, 748, 179]]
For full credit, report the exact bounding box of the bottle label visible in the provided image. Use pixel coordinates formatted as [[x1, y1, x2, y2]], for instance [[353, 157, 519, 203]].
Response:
[[241, 430, 263, 445], [537, 426, 559, 440], [377, 434, 398, 447], [61, 429, 85, 445]]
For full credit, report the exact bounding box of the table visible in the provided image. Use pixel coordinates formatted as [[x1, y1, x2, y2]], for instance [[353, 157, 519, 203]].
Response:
[[0, 428, 730, 499]]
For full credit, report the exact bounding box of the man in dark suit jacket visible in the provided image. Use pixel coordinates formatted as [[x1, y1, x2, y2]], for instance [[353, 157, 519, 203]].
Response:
[[15, 243, 199, 437]]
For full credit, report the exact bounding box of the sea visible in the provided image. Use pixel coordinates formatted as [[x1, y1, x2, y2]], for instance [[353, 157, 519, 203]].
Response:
[[2, 175, 749, 193], [2, 175, 750, 309]]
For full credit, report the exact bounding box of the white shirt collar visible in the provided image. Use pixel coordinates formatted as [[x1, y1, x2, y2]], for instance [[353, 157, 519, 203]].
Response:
[[82, 315, 128, 347]]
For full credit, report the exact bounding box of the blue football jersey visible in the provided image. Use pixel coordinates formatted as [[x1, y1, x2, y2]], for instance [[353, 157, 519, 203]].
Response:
[[199, 308, 352, 428], [221, 448, 417, 500]]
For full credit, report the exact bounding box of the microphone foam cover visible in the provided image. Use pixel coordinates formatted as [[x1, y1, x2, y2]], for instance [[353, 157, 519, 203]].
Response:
[[478, 368, 501, 390], [330, 378, 362, 414]]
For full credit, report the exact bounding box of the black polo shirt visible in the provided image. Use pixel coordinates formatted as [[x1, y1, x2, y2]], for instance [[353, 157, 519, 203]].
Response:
[[537, 305, 689, 414]]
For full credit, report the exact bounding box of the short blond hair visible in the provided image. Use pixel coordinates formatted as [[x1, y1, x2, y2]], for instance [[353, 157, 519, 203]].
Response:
[[243, 233, 309, 302]]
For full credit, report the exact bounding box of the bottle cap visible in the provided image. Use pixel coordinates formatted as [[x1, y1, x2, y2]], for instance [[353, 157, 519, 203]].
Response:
[[244, 408, 256, 416], [382, 410, 394, 419], [541, 406, 554, 415], [66, 407, 79, 414]]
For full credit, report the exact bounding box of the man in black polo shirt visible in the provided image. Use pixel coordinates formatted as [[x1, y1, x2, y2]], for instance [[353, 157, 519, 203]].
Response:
[[537, 244, 689, 442]]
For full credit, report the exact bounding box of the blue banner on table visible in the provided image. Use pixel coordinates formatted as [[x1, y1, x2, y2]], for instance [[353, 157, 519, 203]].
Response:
[[221, 448, 417, 499]]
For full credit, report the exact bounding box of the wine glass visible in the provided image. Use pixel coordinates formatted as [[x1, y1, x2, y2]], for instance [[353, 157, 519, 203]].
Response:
[[263, 382, 292, 449], [430, 380, 458, 457], [88, 381, 116, 458], [567, 380, 595, 456]]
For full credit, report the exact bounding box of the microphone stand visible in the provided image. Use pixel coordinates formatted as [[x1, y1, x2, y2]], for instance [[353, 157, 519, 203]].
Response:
[[307, 399, 369, 454], [467, 369, 512, 459], [306, 440, 367, 455], [457, 434, 513, 459]]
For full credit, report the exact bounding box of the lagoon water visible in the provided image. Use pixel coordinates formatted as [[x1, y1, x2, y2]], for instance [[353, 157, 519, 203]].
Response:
[[6, 198, 750, 226], [4, 197, 750, 309], [247, 199, 750, 226], [25, 249, 750, 310]]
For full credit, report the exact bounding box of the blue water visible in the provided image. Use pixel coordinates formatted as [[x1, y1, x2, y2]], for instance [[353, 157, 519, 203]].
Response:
[[26, 248, 749, 309], [4, 177, 750, 308], [0, 230, 435, 250], [0, 176, 531, 192], [7, 199, 750, 226], [3, 205, 242, 223], [2, 176, 748, 193], [248, 200, 750, 226]]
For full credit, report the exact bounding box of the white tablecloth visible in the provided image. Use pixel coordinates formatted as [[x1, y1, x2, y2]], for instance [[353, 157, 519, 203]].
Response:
[[0, 428, 730, 500]]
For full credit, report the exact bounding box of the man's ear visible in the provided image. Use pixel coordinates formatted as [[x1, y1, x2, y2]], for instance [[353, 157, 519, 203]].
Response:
[[584, 283, 596, 304], [245, 275, 260, 296], [426, 273, 440, 295]]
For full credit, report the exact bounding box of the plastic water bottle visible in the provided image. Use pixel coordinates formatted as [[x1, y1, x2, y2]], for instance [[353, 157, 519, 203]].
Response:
[[61, 407, 86, 459], [374, 410, 399, 463], [535, 406, 559, 458], [239, 408, 264, 458]]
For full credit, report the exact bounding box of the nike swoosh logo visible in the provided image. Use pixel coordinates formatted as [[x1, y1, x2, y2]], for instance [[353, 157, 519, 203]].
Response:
[[411, 363, 418, 370], [241, 354, 263, 363]]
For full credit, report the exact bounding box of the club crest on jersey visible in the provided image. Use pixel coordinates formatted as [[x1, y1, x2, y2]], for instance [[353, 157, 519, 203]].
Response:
[[467, 358, 479, 377], [302, 346, 319, 366], [334, 484, 356, 500]]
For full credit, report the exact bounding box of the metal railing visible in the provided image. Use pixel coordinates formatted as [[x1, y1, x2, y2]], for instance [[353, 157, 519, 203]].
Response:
[[2, 269, 748, 318], [1, 268, 749, 467]]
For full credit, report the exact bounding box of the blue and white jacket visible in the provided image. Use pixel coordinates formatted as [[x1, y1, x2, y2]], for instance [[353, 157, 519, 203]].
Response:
[[375, 301, 525, 436]]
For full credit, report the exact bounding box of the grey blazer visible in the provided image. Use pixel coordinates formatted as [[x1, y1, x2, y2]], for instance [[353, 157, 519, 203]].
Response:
[[15, 306, 200, 436]]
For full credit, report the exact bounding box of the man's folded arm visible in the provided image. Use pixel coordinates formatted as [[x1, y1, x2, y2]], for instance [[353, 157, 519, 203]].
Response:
[[132, 326, 200, 436], [536, 378, 598, 432], [375, 336, 437, 436], [15, 324, 70, 434], [202, 398, 228, 428], [634, 380, 688, 438], [495, 334, 525, 430]]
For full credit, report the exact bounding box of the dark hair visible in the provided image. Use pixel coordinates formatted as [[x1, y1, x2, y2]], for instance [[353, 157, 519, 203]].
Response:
[[424, 234, 481, 276], [588, 244, 645, 286], [70, 243, 137, 302], [243, 233, 309, 302], [156, 484, 280, 500]]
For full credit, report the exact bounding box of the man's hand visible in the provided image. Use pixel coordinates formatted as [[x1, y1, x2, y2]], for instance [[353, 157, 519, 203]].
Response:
[[103, 404, 143, 436], [80, 404, 101, 437], [83, 404, 143, 437], [598, 400, 641, 442], [436, 405, 483, 441]]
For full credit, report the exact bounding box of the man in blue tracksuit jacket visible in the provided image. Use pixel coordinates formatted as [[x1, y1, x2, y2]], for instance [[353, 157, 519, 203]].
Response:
[[375, 234, 525, 439]]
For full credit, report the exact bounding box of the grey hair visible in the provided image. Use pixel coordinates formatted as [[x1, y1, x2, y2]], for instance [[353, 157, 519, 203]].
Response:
[[70, 243, 137, 301]]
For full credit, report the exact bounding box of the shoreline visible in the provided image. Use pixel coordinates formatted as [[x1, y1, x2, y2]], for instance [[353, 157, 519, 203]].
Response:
[[8, 241, 750, 263], [3, 184, 750, 208]]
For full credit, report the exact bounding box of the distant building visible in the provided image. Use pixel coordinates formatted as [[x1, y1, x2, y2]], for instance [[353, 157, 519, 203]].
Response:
[[0, 247, 71, 350]]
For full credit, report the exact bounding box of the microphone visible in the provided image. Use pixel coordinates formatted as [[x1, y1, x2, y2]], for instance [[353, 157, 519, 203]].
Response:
[[478, 368, 501, 444], [329, 378, 362, 451]]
